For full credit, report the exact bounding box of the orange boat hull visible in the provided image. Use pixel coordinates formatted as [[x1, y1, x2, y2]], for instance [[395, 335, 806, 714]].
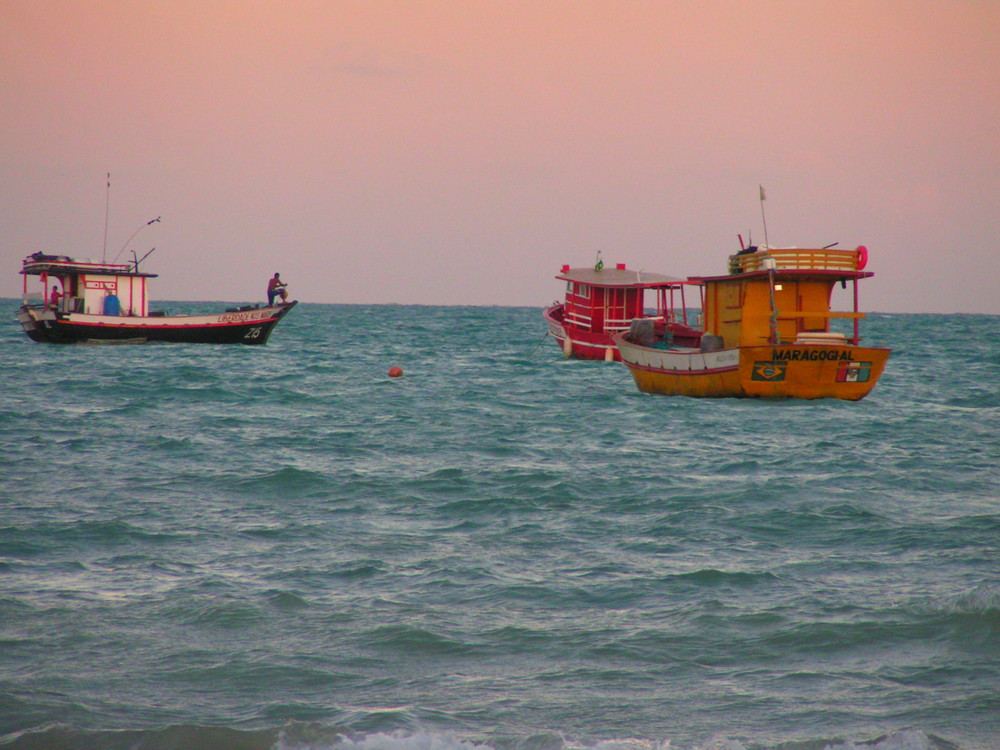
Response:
[[619, 340, 890, 400]]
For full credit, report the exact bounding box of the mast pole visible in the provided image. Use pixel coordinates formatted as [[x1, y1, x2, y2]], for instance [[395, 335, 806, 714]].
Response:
[[758, 184, 770, 249], [760, 185, 778, 343], [854, 278, 861, 344], [102, 172, 110, 263]]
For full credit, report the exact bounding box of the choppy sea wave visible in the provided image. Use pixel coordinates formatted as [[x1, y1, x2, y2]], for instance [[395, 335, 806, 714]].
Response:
[[0, 725, 967, 750], [1, 302, 998, 749]]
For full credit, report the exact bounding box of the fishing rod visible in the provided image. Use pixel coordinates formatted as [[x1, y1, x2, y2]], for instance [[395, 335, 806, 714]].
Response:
[[113, 216, 161, 263]]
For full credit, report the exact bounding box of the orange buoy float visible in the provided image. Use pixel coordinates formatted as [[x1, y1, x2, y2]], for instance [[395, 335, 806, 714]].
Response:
[[388, 366, 404, 378]]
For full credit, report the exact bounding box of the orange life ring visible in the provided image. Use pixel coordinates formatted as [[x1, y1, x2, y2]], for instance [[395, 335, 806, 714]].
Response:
[[854, 245, 868, 270]]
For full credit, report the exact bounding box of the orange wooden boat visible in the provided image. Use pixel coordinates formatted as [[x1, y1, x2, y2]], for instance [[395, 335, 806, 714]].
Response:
[[614, 243, 890, 400]]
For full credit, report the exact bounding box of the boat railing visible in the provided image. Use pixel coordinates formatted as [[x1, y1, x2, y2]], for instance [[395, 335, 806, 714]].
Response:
[[564, 310, 593, 327], [780, 310, 866, 320], [729, 248, 862, 274], [21, 293, 85, 314], [606, 314, 665, 332], [565, 309, 666, 332]]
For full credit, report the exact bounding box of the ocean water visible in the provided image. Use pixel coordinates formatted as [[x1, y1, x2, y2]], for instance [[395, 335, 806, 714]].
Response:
[[1, 301, 997, 750]]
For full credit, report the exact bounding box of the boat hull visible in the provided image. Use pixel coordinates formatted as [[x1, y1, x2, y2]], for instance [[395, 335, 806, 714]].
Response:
[[16, 302, 297, 345], [543, 303, 623, 361], [616, 335, 890, 400]]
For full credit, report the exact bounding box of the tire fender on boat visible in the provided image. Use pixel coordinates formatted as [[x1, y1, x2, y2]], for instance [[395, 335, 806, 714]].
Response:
[[854, 245, 868, 271]]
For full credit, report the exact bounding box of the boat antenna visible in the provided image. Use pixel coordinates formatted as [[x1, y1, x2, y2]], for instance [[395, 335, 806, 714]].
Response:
[[102, 172, 111, 262], [113, 216, 161, 262], [758, 185, 770, 249]]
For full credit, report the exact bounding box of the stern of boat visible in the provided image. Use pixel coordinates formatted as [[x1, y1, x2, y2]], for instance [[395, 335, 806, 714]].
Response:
[[738, 343, 890, 400], [16, 299, 66, 343]]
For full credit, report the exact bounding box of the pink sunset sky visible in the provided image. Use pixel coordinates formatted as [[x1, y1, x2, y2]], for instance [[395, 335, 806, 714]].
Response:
[[2, 0, 998, 313]]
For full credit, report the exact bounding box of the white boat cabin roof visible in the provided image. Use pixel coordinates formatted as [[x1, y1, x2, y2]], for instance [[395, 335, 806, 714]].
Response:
[[556, 266, 684, 288], [20, 253, 157, 279]]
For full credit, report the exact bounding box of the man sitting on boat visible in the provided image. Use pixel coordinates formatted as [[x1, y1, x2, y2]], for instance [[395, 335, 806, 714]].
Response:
[[267, 273, 288, 305], [48, 285, 63, 310]]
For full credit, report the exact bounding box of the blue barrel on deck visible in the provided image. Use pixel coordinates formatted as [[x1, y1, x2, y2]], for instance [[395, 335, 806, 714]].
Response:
[[103, 295, 121, 316]]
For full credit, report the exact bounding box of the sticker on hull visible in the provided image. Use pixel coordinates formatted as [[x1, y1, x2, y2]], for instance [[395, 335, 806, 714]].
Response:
[[836, 361, 872, 382], [751, 361, 787, 381]]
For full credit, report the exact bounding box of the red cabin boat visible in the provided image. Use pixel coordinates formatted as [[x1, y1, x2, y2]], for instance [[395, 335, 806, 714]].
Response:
[[543, 260, 692, 361]]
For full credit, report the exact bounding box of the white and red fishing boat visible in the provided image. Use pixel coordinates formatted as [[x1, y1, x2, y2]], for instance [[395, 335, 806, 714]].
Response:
[[543, 256, 695, 361], [16, 252, 296, 345]]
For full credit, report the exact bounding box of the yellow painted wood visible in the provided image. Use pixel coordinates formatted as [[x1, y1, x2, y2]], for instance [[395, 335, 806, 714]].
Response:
[[620, 247, 890, 400]]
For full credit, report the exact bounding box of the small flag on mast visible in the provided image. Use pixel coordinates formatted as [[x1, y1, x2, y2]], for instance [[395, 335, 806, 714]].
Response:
[[759, 185, 766, 201]]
